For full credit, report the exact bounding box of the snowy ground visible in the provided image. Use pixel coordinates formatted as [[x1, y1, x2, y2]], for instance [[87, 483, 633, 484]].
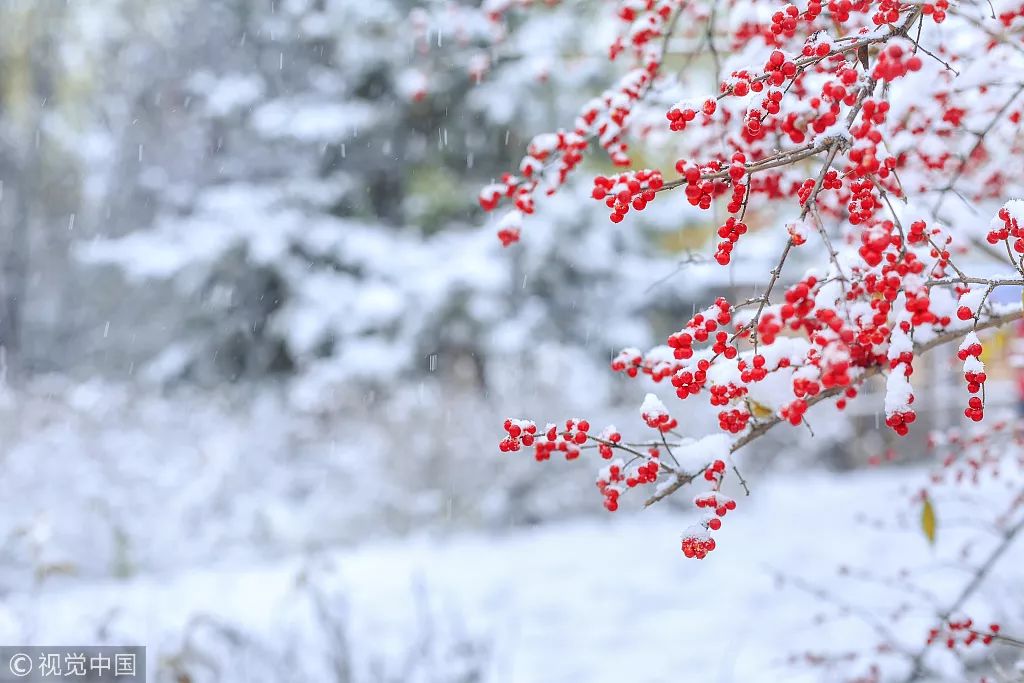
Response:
[[3, 468, 1021, 683]]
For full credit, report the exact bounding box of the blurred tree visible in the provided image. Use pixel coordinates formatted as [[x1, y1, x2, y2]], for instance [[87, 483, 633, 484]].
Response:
[[0, 2, 77, 380], [76, 0, 688, 405]]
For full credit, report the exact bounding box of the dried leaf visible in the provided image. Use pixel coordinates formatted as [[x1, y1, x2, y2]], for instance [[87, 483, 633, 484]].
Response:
[[747, 399, 774, 419], [921, 494, 937, 545], [857, 44, 870, 70]]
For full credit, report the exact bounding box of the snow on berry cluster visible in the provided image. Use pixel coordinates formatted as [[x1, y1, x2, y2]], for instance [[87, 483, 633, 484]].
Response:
[[497, 201, 1022, 554], [681, 461, 738, 559], [478, 0, 1022, 245], [501, 399, 739, 536], [957, 332, 986, 422], [478, 1, 692, 242], [478, 0, 1024, 556], [640, 393, 677, 431], [987, 201, 1024, 257]]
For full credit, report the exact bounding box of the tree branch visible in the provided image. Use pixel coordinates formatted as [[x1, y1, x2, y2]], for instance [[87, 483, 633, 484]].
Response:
[[644, 307, 1024, 507]]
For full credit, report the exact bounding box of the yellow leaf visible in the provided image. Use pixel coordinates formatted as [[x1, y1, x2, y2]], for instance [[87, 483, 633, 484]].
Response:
[[921, 494, 937, 546], [747, 399, 774, 419], [657, 223, 714, 253], [981, 329, 1004, 363]]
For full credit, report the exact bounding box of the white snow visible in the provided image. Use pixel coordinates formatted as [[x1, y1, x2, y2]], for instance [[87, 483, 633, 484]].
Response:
[[957, 288, 988, 317], [4, 469, 1020, 683], [640, 392, 669, 420], [885, 368, 914, 415]]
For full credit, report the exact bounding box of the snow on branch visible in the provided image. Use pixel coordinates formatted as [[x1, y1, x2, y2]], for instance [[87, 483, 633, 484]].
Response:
[[484, 0, 1024, 559]]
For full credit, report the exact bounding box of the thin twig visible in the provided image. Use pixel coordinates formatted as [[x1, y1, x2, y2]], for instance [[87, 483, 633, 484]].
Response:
[[901, 511, 1024, 682]]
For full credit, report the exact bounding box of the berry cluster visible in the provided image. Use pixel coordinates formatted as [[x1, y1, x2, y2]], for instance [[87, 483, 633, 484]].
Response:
[[738, 354, 770, 383], [680, 461, 738, 559], [499, 413, 666, 512], [715, 210, 749, 263], [718, 408, 751, 433], [482, 0, 1024, 562], [770, 4, 801, 39], [986, 202, 1024, 253], [626, 457, 660, 487], [641, 393, 678, 432], [870, 0, 903, 25], [680, 529, 716, 559], [479, 173, 520, 213], [495, 209, 523, 247], [780, 397, 809, 426], [667, 298, 734, 360], [597, 426, 622, 459], [847, 180, 883, 226], [956, 288, 987, 322], [858, 219, 895, 266], [926, 619, 1001, 649], [763, 50, 797, 87], [499, 419, 537, 452], [611, 347, 644, 377], [595, 444, 668, 510], [591, 169, 664, 222], [779, 277, 818, 328], [826, 0, 856, 22], [724, 153, 749, 198], [921, 0, 949, 23], [597, 459, 626, 511], [926, 419, 1019, 486], [871, 43, 923, 82], [722, 70, 762, 98], [499, 418, 592, 461], [672, 360, 710, 398], [480, 63, 661, 243], [673, 159, 726, 211], [958, 333, 986, 422], [800, 37, 833, 58], [666, 98, 715, 132], [884, 334, 917, 436], [695, 487, 736, 514], [609, 0, 686, 61], [757, 313, 783, 344]]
